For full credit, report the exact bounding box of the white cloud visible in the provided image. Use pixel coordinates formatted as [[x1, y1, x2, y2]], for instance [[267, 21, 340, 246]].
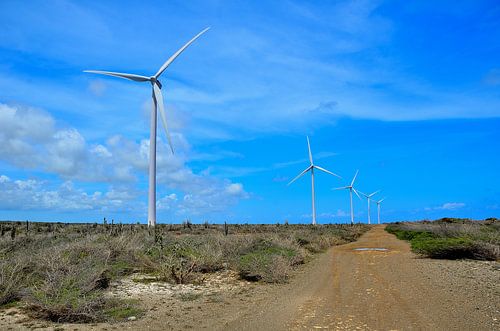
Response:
[[438, 202, 466, 210], [226, 183, 244, 195], [425, 202, 466, 211], [301, 209, 349, 220], [0, 103, 248, 216], [0, 176, 138, 211], [156, 193, 177, 211]]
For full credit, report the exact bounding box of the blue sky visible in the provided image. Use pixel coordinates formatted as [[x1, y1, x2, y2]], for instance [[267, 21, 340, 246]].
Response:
[[0, 0, 499, 223]]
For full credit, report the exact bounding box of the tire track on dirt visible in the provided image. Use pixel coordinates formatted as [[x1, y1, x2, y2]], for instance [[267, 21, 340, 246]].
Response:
[[227, 225, 498, 331]]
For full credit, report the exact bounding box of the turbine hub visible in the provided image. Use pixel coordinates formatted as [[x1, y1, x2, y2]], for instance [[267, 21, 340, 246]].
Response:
[[150, 77, 162, 89], [149, 76, 162, 89]]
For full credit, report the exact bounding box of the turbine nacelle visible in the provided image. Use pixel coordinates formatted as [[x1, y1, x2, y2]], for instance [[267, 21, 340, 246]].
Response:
[[150, 77, 162, 88], [333, 170, 361, 199], [359, 190, 381, 201]]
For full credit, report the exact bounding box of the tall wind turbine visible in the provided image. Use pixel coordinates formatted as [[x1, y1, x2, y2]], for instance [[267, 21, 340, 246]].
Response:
[[375, 197, 386, 224], [85, 28, 210, 227], [359, 190, 380, 224], [333, 170, 361, 225], [288, 136, 341, 225]]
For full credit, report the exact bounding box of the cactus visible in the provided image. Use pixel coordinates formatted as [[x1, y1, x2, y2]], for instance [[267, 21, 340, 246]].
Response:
[[183, 219, 192, 230], [11, 226, 16, 240], [224, 221, 229, 236]]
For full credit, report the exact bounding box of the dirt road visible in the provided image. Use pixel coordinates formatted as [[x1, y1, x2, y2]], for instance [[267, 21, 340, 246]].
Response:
[[223, 225, 499, 330], [2, 225, 498, 330]]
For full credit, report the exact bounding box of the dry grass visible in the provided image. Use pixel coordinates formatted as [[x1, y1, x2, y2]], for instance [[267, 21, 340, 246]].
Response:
[[0, 221, 369, 323]]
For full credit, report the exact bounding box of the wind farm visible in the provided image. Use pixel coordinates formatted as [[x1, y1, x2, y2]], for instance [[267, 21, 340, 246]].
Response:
[[0, 1, 499, 331]]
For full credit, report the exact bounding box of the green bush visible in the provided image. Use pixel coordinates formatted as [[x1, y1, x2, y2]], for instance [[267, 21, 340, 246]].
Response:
[[386, 228, 436, 241], [411, 237, 475, 259], [386, 220, 499, 261]]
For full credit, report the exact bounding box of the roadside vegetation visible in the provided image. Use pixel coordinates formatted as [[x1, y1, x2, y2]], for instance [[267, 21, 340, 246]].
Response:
[[0, 221, 369, 323], [386, 218, 499, 260]]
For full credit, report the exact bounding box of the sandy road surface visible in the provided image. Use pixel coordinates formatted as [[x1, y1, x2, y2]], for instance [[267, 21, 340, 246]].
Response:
[[224, 225, 499, 331], [2, 225, 498, 330]]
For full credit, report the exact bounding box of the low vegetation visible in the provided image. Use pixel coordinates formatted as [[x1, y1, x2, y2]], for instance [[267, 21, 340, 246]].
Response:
[[0, 221, 369, 323], [386, 218, 499, 260]]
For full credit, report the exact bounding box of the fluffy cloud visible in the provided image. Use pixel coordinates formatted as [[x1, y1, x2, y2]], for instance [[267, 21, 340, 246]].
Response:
[[0, 175, 138, 211], [157, 180, 249, 216], [0, 104, 248, 215]]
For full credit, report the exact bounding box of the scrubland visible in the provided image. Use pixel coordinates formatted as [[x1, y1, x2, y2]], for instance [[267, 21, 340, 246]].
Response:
[[0, 221, 369, 323], [386, 218, 499, 260]]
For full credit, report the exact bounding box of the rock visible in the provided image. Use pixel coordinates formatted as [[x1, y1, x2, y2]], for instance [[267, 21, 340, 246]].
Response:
[[128, 316, 137, 321]]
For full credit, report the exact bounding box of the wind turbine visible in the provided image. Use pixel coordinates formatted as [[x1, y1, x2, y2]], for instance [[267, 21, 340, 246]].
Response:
[[84, 28, 210, 227], [359, 190, 380, 224], [288, 136, 341, 225], [333, 170, 361, 225], [375, 197, 386, 224]]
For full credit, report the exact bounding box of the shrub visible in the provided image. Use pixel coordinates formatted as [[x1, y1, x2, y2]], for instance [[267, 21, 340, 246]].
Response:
[[25, 244, 111, 323], [0, 259, 25, 306], [411, 237, 475, 259], [237, 240, 302, 283], [386, 220, 500, 261]]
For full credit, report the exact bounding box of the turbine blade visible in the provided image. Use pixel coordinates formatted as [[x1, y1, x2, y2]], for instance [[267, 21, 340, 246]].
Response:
[[288, 166, 312, 186], [353, 188, 362, 200], [314, 165, 341, 178], [152, 82, 174, 154], [84, 70, 149, 82], [154, 27, 210, 78], [378, 197, 386, 204], [332, 186, 349, 191], [350, 170, 359, 186], [358, 190, 368, 198], [306, 136, 313, 165], [369, 190, 381, 197]]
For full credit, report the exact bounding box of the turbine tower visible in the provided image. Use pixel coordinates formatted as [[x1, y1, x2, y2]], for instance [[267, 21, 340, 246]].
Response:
[[375, 197, 386, 224], [288, 136, 341, 225], [359, 190, 380, 224], [85, 28, 209, 227], [333, 170, 361, 225]]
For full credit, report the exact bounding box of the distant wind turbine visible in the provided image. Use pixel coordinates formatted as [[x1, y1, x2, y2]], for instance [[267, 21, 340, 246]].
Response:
[[288, 136, 341, 225], [375, 197, 386, 224], [84, 28, 210, 227], [359, 190, 380, 224], [333, 170, 361, 225]]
